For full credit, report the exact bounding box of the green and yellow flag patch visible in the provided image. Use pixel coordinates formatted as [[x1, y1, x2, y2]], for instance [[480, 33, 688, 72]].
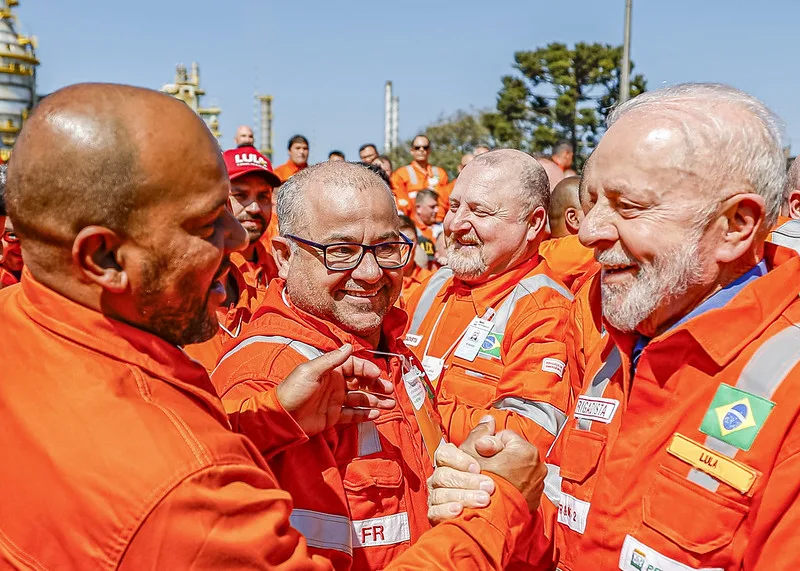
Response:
[[478, 333, 503, 359], [700, 384, 775, 452]]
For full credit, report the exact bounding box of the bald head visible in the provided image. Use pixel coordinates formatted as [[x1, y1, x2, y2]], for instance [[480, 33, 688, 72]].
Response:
[[7, 84, 222, 248], [549, 176, 582, 238], [234, 125, 255, 147], [535, 157, 565, 192], [277, 161, 396, 238], [467, 149, 551, 217]]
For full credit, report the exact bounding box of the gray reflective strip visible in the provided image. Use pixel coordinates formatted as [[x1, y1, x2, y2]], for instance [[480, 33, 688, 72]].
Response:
[[213, 335, 323, 375], [406, 165, 418, 185], [576, 346, 621, 431], [687, 468, 720, 492], [543, 463, 562, 506], [464, 370, 485, 379], [358, 421, 382, 456], [493, 397, 566, 437], [407, 267, 453, 335], [692, 323, 800, 492], [771, 220, 800, 253], [290, 509, 353, 555], [493, 275, 574, 337]]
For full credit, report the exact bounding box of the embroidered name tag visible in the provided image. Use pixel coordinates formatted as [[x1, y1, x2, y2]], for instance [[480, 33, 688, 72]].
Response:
[[667, 433, 758, 494], [542, 358, 566, 377], [403, 333, 422, 347], [557, 492, 590, 534], [573, 396, 619, 424], [351, 512, 411, 548]]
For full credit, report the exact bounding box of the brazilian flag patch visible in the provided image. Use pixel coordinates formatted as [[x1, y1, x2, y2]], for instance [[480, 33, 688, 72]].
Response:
[[699, 384, 775, 452], [478, 333, 503, 359]]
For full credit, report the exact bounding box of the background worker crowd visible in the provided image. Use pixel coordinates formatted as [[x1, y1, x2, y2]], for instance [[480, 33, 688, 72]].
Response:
[[3, 76, 800, 571]]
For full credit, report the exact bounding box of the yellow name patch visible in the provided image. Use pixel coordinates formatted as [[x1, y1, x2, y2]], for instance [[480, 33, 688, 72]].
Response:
[[667, 433, 758, 494]]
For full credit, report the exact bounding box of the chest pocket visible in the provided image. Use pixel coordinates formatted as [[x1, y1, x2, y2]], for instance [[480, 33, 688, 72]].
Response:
[[642, 465, 749, 555], [440, 355, 504, 408], [559, 428, 606, 486]]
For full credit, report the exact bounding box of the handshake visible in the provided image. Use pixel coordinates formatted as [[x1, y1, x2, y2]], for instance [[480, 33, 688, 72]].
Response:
[[428, 416, 548, 523]]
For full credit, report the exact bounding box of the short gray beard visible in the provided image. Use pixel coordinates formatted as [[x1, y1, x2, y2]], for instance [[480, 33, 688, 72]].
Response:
[[599, 228, 705, 333], [446, 241, 488, 280]]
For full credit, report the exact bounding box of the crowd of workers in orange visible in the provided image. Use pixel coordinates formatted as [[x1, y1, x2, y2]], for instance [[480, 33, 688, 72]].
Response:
[[1, 80, 800, 570]]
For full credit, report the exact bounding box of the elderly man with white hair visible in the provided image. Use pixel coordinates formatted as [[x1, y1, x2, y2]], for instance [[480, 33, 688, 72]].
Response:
[[425, 83, 800, 570]]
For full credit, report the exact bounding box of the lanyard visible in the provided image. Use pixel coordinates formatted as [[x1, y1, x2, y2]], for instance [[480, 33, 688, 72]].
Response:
[[421, 297, 496, 363]]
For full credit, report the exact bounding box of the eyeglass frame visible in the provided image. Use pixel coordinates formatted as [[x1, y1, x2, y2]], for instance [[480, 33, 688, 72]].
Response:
[[284, 233, 414, 272]]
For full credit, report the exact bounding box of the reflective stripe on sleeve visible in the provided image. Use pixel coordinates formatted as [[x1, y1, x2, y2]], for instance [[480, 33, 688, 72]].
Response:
[[543, 463, 563, 506], [405, 165, 418, 185], [493, 397, 567, 437], [213, 334, 323, 374], [290, 509, 353, 555]]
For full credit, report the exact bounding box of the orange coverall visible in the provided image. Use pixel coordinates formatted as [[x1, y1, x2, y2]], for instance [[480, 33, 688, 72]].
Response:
[[404, 254, 573, 451], [565, 264, 603, 395], [768, 215, 800, 253], [398, 264, 431, 309], [211, 281, 444, 570], [0, 270, 537, 570], [0, 266, 17, 289], [499, 245, 800, 570], [538, 234, 596, 292], [391, 162, 448, 217], [274, 159, 307, 184]]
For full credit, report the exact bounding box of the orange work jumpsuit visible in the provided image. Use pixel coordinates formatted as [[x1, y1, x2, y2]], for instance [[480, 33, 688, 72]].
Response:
[[274, 159, 307, 184], [538, 234, 596, 292], [211, 281, 444, 570], [516, 245, 800, 570], [435, 179, 455, 222], [768, 215, 800, 253], [398, 265, 431, 309], [404, 254, 573, 451], [0, 266, 18, 290], [565, 264, 603, 396], [391, 162, 448, 217], [0, 270, 333, 568]]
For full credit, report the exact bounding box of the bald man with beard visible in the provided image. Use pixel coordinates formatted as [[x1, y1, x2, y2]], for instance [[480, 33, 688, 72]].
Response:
[[234, 124, 255, 147]]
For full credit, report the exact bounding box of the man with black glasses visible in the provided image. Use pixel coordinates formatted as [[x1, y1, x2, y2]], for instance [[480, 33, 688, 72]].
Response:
[[391, 134, 449, 218], [211, 161, 445, 570]]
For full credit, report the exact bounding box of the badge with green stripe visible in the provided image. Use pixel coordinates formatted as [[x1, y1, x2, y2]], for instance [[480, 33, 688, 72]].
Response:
[[700, 384, 775, 451]]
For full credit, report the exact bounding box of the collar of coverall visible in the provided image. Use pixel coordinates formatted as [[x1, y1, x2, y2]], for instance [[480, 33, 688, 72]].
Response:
[[445, 252, 543, 317], [15, 267, 227, 419], [603, 244, 800, 370], [249, 278, 410, 357]]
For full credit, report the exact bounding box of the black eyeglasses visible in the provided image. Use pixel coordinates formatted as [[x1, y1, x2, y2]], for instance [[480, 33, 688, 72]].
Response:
[[413, 145, 430, 151], [285, 233, 413, 271]]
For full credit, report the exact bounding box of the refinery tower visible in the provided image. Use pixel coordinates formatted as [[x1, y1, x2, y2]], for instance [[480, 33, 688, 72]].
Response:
[[0, 0, 38, 162]]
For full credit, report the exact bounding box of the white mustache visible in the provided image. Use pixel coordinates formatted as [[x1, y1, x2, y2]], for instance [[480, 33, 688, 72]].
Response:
[[596, 249, 635, 266]]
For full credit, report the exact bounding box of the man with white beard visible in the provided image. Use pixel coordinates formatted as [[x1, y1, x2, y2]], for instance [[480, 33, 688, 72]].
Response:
[[426, 83, 800, 570], [403, 149, 574, 454]]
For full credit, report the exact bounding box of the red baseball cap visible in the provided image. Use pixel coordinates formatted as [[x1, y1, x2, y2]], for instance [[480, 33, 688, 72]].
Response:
[[223, 146, 281, 187]]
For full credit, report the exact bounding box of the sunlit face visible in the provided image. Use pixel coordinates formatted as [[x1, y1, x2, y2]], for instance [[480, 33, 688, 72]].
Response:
[[444, 163, 537, 283], [234, 126, 254, 147], [283, 183, 403, 343], [130, 158, 247, 346], [579, 117, 720, 335], [360, 145, 379, 164], [289, 141, 309, 166], [411, 136, 430, 164], [416, 195, 439, 226], [1, 217, 22, 272], [229, 173, 273, 244]]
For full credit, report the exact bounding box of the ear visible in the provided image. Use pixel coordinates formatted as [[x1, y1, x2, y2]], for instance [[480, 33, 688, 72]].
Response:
[[715, 193, 765, 264], [564, 207, 584, 235], [272, 236, 292, 280], [788, 189, 800, 220], [525, 205, 548, 243], [72, 226, 128, 293]]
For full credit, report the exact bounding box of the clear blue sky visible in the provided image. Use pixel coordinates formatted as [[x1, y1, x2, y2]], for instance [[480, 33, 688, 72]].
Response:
[[17, 0, 800, 164]]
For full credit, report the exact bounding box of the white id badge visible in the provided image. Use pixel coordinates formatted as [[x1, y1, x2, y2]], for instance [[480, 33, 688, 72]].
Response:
[[402, 367, 427, 410], [453, 317, 494, 362], [422, 355, 445, 382]]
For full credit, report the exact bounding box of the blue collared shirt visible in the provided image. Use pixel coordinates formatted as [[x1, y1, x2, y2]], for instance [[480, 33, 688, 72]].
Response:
[[631, 260, 768, 371]]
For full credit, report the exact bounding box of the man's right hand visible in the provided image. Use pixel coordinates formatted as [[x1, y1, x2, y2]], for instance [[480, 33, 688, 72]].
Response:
[[428, 417, 546, 523]]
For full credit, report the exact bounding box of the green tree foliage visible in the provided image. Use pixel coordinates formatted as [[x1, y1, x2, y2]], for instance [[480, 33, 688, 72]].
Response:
[[388, 110, 492, 179], [483, 42, 647, 168]]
